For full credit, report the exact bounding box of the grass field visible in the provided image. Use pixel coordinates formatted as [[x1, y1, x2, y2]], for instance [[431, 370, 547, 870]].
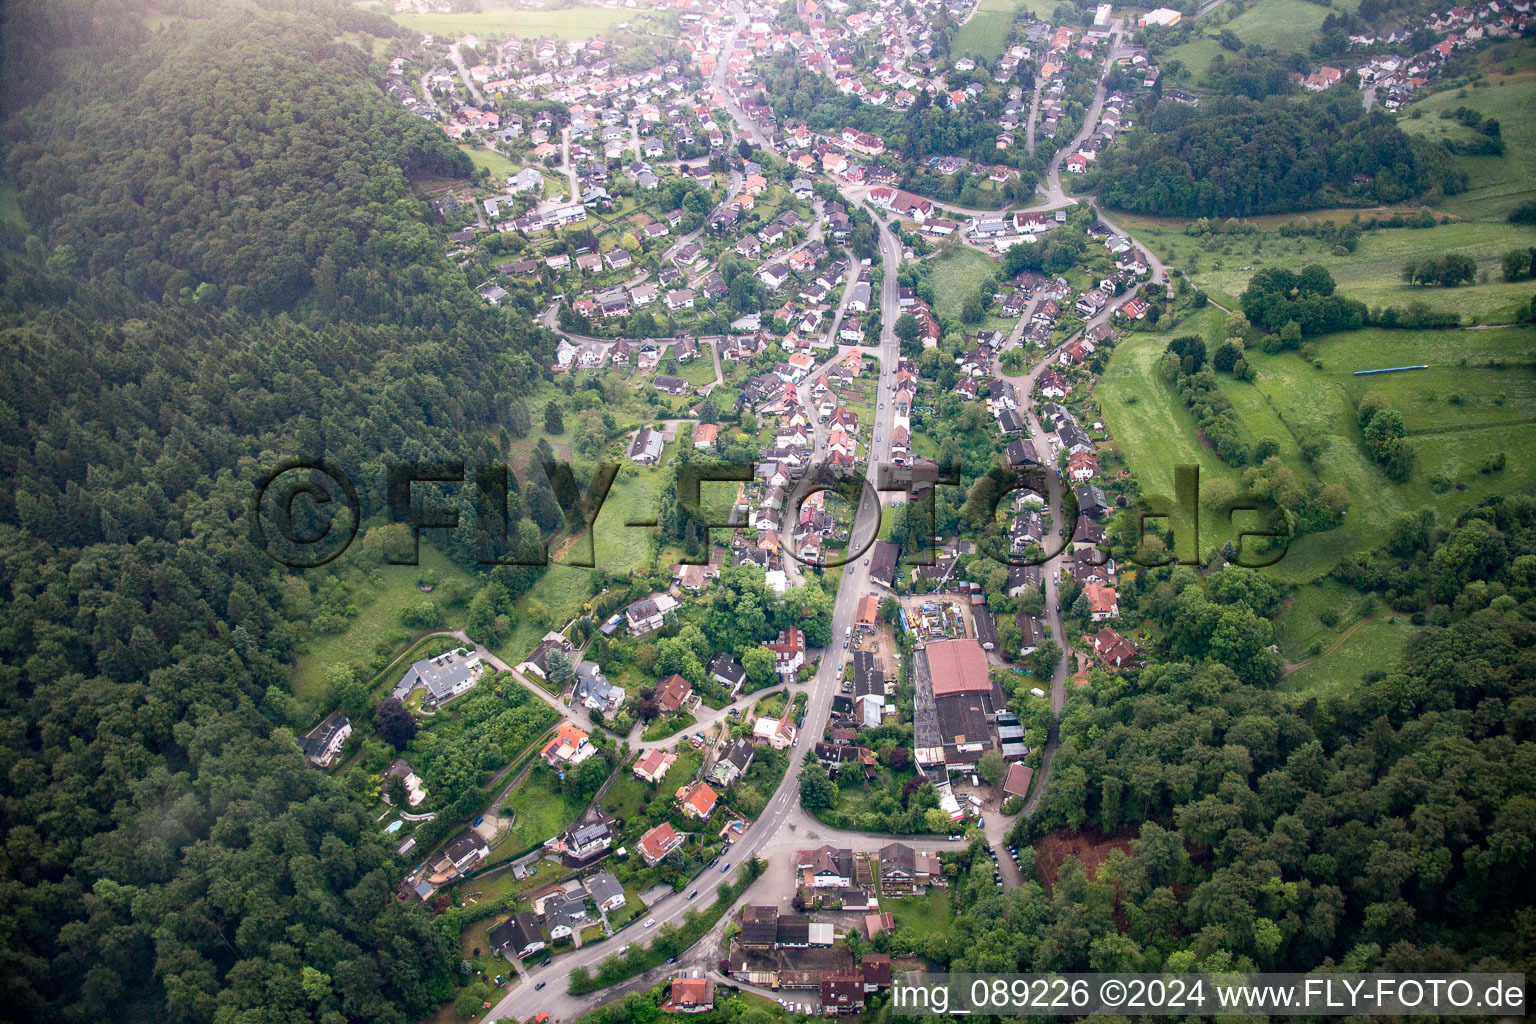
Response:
[[1220, 0, 1333, 53], [498, 764, 583, 852], [953, 0, 1052, 60], [1113, 214, 1536, 324], [1401, 71, 1536, 221], [1098, 318, 1536, 584], [1161, 36, 1225, 88], [393, 4, 661, 41], [1096, 309, 1253, 562], [290, 542, 477, 701], [459, 144, 522, 183], [928, 247, 999, 321]]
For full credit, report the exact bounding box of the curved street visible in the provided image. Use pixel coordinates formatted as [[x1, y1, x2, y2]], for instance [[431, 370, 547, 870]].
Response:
[[484, 10, 1190, 1021]]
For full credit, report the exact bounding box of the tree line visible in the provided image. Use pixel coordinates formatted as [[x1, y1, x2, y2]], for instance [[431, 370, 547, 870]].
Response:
[[1088, 93, 1467, 218]]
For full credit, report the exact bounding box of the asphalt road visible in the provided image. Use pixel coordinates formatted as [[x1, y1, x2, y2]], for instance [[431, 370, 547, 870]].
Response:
[[479, 14, 1189, 1020]]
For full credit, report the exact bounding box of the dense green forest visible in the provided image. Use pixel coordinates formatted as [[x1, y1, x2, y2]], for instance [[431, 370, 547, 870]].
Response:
[[1086, 93, 1467, 217], [978, 494, 1536, 977], [0, 3, 561, 1021]]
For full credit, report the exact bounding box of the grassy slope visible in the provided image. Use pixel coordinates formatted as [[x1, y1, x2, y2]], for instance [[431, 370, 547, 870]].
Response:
[[393, 5, 660, 41], [1100, 319, 1536, 584], [498, 764, 583, 852], [1114, 215, 1536, 324], [291, 542, 477, 700], [1279, 614, 1418, 695], [1400, 67, 1536, 220], [495, 448, 669, 661], [1220, 0, 1332, 52], [460, 144, 522, 181]]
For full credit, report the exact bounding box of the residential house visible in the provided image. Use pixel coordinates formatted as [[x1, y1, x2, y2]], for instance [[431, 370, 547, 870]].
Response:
[[396, 648, 482, 706], [542, 723, 596, 766], [380, 760, 426, 806], [753, 715, 797, 750], [634, 747, 678, 783], [488, 913, 546, 960], [637, 821, 686, 865], [299, 712, 352, 768], [710, 738, 756, 786], [676, 779, 719, 820]]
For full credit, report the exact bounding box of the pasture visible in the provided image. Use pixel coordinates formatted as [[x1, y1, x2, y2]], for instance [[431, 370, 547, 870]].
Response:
[[1099, 317, 1536, 586], [1400, 69, 1536, 221], [1112, 214, 1536, 325]]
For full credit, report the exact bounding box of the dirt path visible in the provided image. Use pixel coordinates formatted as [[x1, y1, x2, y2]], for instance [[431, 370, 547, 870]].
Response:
[[1281, 613, 1377, 676]]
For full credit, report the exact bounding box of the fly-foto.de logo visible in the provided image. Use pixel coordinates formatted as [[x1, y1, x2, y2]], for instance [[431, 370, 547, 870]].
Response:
[[249, 459, 1289, 570]]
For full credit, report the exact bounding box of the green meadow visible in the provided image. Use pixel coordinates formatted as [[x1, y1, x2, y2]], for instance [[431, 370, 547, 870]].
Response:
[[1101, 318, 1536, 579], [1400, 69, 1536, 220], [1112, 214, 1536, 324]]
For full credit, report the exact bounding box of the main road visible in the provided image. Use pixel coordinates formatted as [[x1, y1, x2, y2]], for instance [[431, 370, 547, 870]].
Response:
[[480, 10, 1192, 1019], [483, 13, 945, 1024]]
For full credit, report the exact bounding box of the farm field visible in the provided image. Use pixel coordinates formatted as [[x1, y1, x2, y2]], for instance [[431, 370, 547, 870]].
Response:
[[290, 541, 477, 701], [1400, 70, 1536, 221], [1099, 318, 1536, 585], [1112, 214, 1536, 324], [392, 4, 661, 41]]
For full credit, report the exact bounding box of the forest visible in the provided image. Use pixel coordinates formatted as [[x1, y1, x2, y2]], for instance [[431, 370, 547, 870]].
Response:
[[1087, 92, 1468, 217], [978, 494, 1536, 978], [0, 2, 565, 1021]]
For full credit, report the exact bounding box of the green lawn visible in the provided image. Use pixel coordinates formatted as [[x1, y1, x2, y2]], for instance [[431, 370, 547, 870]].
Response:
[[885, 889, 953, 937], [497, 764, 584, 853], [1401, 71, 1536, 221], [392, 4, 661, 41], [928, 248, 999, 322], [459, 144, 522, 182], [290, 542, 478, 701], [1220, 0, 1332, 52]]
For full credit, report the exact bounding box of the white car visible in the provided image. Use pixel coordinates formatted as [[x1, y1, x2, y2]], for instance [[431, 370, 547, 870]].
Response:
[[644, 918, 656, 928]]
